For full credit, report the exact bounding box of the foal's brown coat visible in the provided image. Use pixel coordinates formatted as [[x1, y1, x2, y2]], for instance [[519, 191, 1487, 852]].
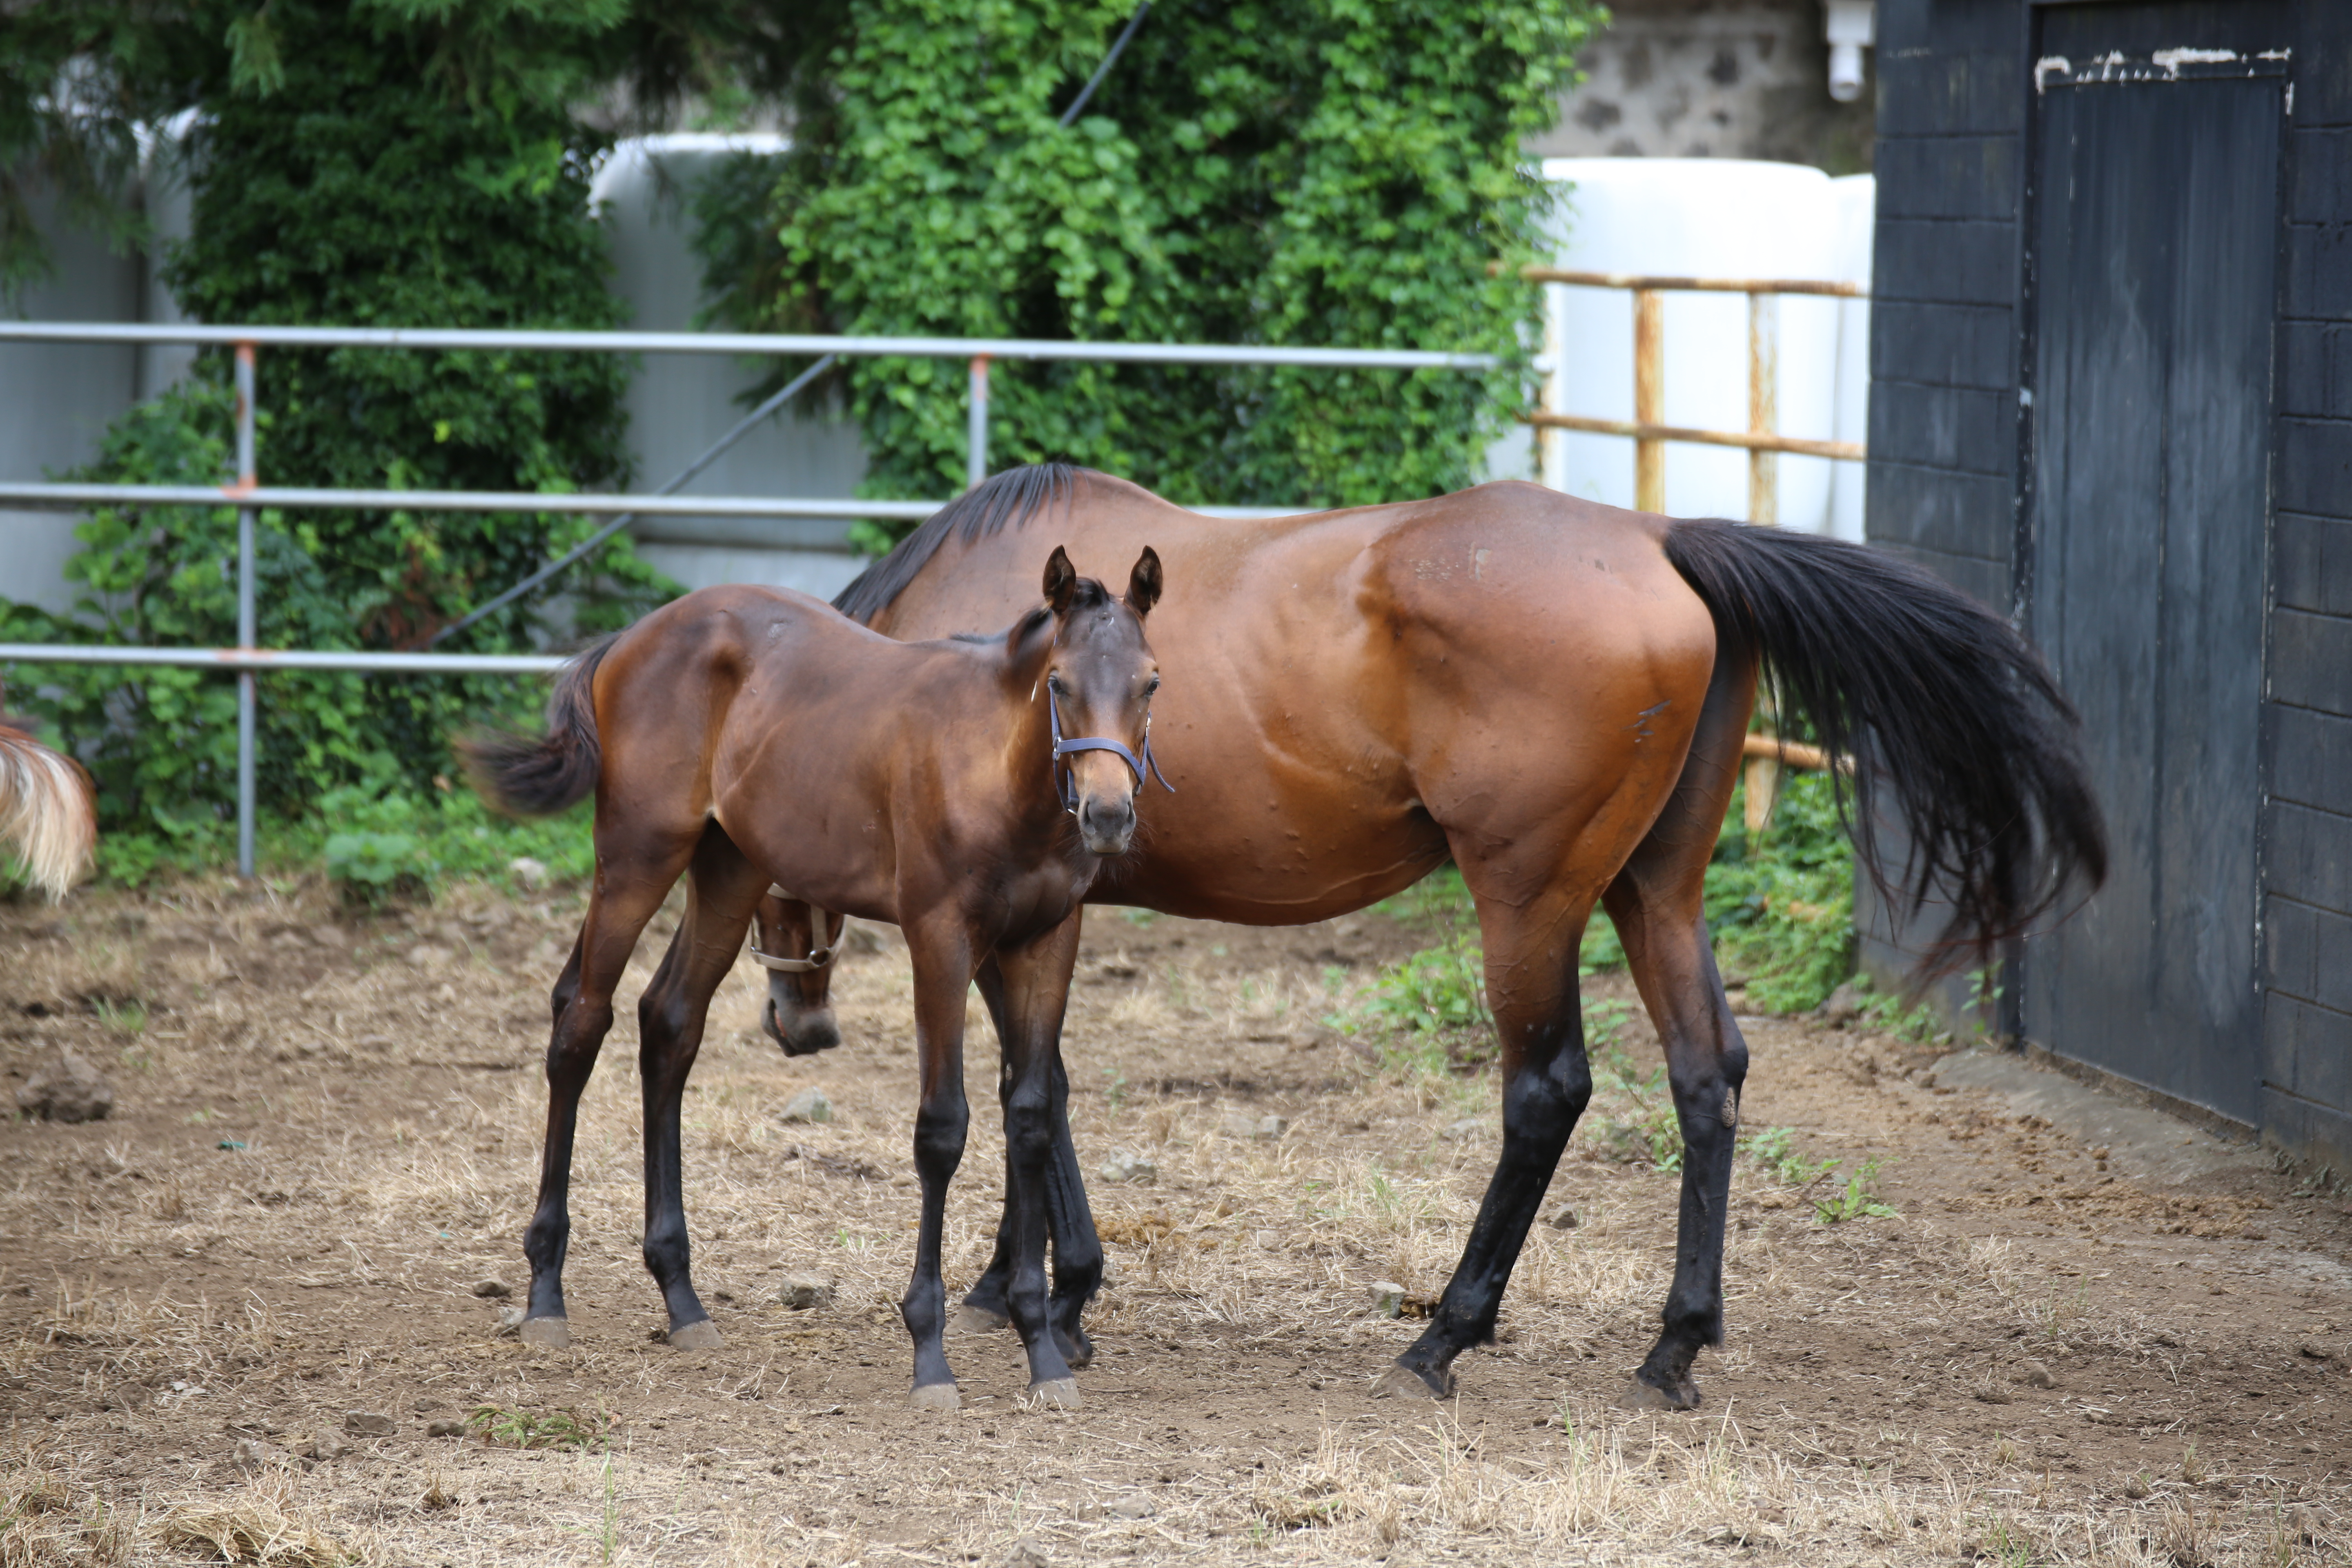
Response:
[[764, 467, 2103, 1410], [469, 546, 1165, 1407]]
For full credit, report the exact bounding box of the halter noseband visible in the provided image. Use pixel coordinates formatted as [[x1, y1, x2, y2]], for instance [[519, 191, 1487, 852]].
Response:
[[748, 885, 837, 972], [1049, 687, 1174, 815]]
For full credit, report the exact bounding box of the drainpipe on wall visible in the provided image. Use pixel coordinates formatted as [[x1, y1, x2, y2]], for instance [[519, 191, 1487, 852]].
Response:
[[1825, 0, 1875, 102]]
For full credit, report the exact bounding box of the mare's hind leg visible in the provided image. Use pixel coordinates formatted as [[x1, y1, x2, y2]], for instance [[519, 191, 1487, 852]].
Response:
[[1599, 655, 1754, 1410], [521, 832, 700, 1348], [1381, 882, 1598, 1399], [637, 824, 768, 1350]]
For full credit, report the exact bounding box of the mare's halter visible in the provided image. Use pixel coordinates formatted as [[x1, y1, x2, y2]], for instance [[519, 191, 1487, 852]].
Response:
[[1049, 686, 1174, 815], [749, 886, 836, 973]]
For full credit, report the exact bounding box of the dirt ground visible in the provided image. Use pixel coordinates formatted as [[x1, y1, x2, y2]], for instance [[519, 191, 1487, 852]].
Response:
[[2, 878, 2349, 1567]]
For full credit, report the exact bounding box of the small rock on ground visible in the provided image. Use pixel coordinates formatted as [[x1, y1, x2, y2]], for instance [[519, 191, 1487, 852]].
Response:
[[343, 1410, 396, 1437], [1368, 1281, 1406, 1318], [2020, 1359, 2058, 1389], [403, 943, 454, 970], [1107, 1492, 1154, 1520], [425, 1418, 467, 1438], [1443, 1117, 1487, 1142], [1002, 1541, 1051, 1568], [1097, 1151, 1157, 1184], [1818, 981, 1864, 1026], [778, 1272, 836, 1311], [470, 1278, 512, 1298], [780, 1088, 833, 1125], [14, 1049, 114, 1123], [508, 855, 550, 891], [1544, 1201, 1580, 1229], [1223, 1111, 1286, 1141], [229, 1439, 275, 1469]]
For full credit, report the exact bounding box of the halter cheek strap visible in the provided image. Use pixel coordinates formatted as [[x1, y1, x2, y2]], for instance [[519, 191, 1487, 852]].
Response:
[[1049, 688, 1175, 814], [748, 885, 837, 972]]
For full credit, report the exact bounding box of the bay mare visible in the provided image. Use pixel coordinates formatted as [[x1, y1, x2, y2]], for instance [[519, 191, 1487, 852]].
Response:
[[467, 546, 1166, 1408], [756, 467, 2105, 1410]]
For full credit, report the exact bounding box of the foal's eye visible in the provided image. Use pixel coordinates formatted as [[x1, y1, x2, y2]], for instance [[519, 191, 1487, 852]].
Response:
[[1143, 677, 1160, 699]]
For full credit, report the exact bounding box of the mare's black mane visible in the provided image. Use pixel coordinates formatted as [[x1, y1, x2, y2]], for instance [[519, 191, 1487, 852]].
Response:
[[833, 463, 1094, 626]]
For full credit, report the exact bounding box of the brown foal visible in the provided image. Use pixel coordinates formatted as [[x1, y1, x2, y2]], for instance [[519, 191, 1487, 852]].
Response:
[[756, 465, 2105, 1410], [468, 545, 1165, 1409]]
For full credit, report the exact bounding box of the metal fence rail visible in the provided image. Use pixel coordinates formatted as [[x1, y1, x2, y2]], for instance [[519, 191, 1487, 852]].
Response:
[[1, 321, 1499, 875]]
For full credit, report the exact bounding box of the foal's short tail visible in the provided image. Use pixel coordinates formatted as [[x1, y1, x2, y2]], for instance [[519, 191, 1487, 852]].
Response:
[[1662, 519, 2107, 976], [459, 635, 617, 817], [0, 719, 96, 899]]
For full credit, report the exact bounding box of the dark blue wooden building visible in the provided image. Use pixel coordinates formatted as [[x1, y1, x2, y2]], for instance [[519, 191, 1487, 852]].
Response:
[[1863, 0, 2352, 1165]]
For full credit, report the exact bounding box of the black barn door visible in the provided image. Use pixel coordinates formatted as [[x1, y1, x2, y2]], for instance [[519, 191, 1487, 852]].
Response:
[[2020, 9, 2285, 1124]]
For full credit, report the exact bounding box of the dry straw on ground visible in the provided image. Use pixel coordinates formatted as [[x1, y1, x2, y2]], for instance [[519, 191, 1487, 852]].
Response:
[[2, 880, 2349, 1565]]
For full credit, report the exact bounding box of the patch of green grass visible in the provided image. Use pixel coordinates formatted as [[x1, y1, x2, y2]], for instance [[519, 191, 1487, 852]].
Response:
[[467, 1404, 612, 1451], [1812, 1156, 1899, 1224], [1736, 1125, 1832, 1186]]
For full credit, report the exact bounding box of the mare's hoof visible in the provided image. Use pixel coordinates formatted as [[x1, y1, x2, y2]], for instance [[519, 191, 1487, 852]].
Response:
[[908, 1382, 962, 1412], [667, 1319, 724, 1352], [1617, 1374, 1701, 1412], [1372, 1362, 1454, 1400], [954, 1301, 1011, 1335], [1023, 1378, 1080, 1410], [519, 1315, 572, 1349]]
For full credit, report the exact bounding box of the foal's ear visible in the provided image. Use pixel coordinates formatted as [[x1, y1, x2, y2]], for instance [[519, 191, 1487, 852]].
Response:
[[1043, 545, 1078, 614], [1126, 546, 1163, 617]]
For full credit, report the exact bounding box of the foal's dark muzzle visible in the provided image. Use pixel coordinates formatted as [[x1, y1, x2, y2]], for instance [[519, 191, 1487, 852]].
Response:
[[762, 991, 841, 1057], [1077, 791, 1137, 857]]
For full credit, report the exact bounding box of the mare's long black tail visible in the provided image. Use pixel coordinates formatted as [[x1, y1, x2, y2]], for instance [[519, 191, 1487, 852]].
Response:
[[457, 635, 618, 817], [1662, 519, 2107, 975]]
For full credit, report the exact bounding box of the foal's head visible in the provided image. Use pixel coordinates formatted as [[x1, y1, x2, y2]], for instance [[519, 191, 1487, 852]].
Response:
[[1032, 544, 1163, 858]]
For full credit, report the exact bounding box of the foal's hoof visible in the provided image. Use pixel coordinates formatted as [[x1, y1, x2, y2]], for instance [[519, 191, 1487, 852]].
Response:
[[666, 1319, 724, 1352], [1023, 1378, 1080, 1410], [908, 1381, 962, 1413], [1056, 1327, 1095, 1370], [1617, 1374, 1702, 1412], [518, 1315, 572, 1350], [1372, 1361, 1454, 1400], [954, 1301, 1011, 1335]]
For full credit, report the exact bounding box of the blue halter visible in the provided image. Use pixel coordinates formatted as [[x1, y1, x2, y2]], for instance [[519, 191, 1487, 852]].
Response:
[[1049, 687, 1174, 814]]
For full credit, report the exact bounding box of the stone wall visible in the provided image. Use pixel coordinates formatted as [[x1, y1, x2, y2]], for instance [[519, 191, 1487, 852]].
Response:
[[1529, 0, 1876, 173]]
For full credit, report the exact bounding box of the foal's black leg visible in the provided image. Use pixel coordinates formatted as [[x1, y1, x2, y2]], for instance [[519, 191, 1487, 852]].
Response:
[[635, 826, 767, 1350], [901, 920, 976, 1410], [987, 912, 1088, 1406], [521, 843, 695, 1348], [959, 1023, 1099, 1368], [1381, 949, 1592, 1399]]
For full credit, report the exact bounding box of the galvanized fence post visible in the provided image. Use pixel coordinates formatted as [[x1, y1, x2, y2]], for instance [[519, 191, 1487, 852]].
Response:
[[233, 343, 258, 879], [967, 355, 991, 491]]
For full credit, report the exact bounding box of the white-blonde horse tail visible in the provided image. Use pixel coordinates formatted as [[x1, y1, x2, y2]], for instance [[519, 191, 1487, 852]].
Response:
[[0, 724, 96, 898]]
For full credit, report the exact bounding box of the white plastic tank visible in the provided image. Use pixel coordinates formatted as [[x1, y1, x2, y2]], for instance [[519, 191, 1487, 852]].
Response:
[[1827, 174, 1875, 543], [0, 191, 147, 616], [590, 135, 870, 601], [1535, 159, 1851, 532]]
